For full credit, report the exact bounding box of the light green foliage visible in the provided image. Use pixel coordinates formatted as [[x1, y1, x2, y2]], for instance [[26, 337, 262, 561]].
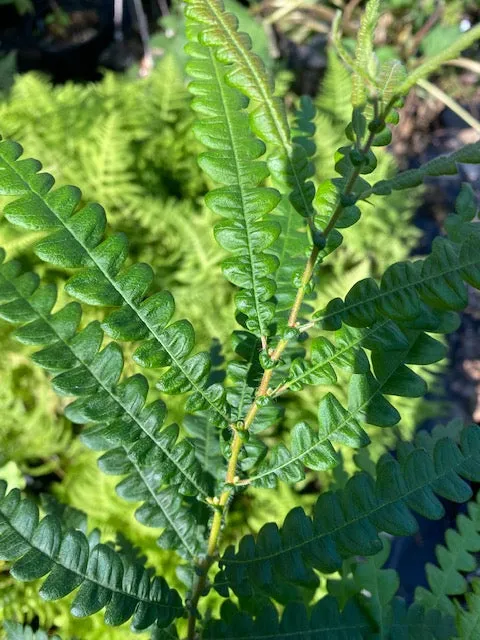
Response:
[[351, 0, 380, 107], [415, 490, 480, 615], [0, 340, 72, 475], [397, 23, 480, 94], [328, 536, 455, 639], [0, 0, 480, 638], [454, 580, 480, 640], [4, 621, 60, 640]]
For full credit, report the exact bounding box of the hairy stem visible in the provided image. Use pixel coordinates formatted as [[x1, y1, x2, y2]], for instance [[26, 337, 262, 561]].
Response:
[[186, 246, 317, 638]]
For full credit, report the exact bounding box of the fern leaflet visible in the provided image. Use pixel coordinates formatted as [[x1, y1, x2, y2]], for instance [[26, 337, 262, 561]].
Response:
[[415, 490, 480, 616], [0, 482, 183, 629], [0, 139, 230, 428], [215, 425, 480, 598], [0, 249, 207, 559], [186, 30, 281, 337]]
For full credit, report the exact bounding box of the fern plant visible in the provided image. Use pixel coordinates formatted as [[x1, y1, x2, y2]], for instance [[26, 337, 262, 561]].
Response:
[[1, 0, 480, 638]]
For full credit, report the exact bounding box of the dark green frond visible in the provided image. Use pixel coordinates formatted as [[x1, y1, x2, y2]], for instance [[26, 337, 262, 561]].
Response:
[[202, 597, 369, 639], [0, 482, 183, 629], [315, 233, 478, 336], [215, 425, 480, 598], [367, 142, 480, 198]]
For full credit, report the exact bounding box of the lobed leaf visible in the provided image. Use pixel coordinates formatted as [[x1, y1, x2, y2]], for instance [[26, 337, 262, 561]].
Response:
[[186, 31, 280, 336], [185, 0, 318, 324], [414, 490, 480, 616], [0, 249, 208, 559], [215, 426, 480, 598], [0, 482, 183, 629]]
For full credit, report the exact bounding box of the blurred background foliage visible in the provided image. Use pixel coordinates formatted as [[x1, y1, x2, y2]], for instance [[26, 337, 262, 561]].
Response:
[[0, 0, 478, 637]]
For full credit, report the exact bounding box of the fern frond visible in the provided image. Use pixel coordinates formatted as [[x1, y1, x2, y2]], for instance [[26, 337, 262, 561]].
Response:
[[72, 112, 142, 211], [316, 237, 478, 336], [329, 535, 456, 639], [4, 621, 61, 640], [185, 0, 315, 220], [0, 139, 230, 428], [316, 49, 352, 127], [252, 186, 480, 487], [186, 29, 281, 337], [397, 23, 480, 95], [0, 338, 73, 475], [414, 489, 480, 616], [202, 597, 369, 639], [0, 249, 208, 559], [214, 425, 480, 598], [276, 322, 391, 395], [368, 142, 480, 198], [454, 579, 480, 640], [247, 319, 450, 487], [351, 0, 380, 107], [0, 482, 183, 629]]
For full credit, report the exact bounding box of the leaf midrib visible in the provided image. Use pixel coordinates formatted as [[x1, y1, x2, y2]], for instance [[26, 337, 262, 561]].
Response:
[[130, 458, 199, 558], [316, 251, 478, 326], [209, 50, 271, 337], [281, 321, 388, 392]]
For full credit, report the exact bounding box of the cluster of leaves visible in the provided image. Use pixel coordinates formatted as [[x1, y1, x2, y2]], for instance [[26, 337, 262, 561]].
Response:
[[0, 0, 480, 639], [0, 14, 424, 487]]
